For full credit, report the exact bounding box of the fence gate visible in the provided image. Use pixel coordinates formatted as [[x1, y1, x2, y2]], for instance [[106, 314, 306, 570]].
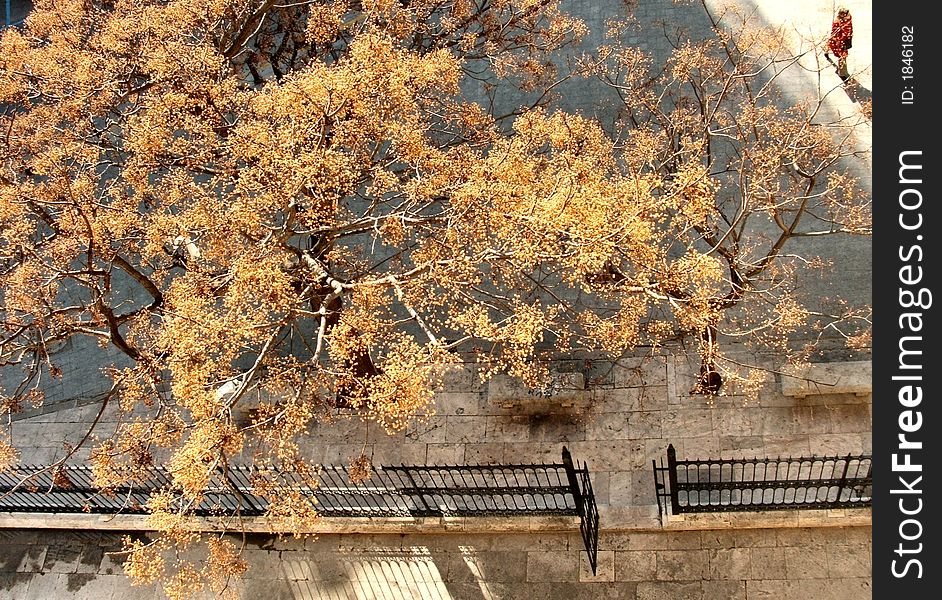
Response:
[[653, 444, 871, 521], [0, 446, 600, 573]]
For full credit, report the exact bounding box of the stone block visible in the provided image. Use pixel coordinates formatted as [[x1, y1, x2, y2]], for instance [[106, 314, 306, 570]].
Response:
[[761, 406, 831, 436], [564, 441, 635, 472], [655, 549, 708, 581], [527, 414, 587, 442], [599, 505, 660, 530], [41, 543, 82, 574], [624, 532, 671, 551], [370, 443, 428, 466], [636, 581, 702, 600], [749, 547, 787, 580], [320, 443, 366, 466], [825, 544, 871, 578], [588, 470, 611, 506], [0, 545, 44, 573], [585, 413, 629, 440], [614, 550, 657, 581], [702, 580, 747, 599], [825, 404, 871, 435], [463, 443, 506, 464], [527, 516, 580, 532], [745, 579, 788, 599], [828, 577, 873, 598], [587, 389, 638, 413], [719, 435, 811, 458], [434, 392, 486, 416], [701, 529, 777, 550], [446, 551, 528, 582], [608, 470, 635, 507], [525, 550, 579, 582], [662, 408, 714, 439], [613, 357, 667, 388], [488, 372, 585, 401], [665, 531, 702, 550], [579, 550, 615, 582], [0, 574, 32, 598], [781, 361, 872, 398], [627, 411, 662, 439], [424, 444, 465, 465], [711, 408, 762, 438], [808, 433, 873, 456], [497, 441, 560, 464], [243, 551, 283, 579], [483, 415, 532, 442], [489, 380, 591, 414], [437, 365, 484, 393], [444, 416, 487, 444], [402, 417, 447, 444], [783, 546, 830, 579], [709, 547, 752, 580], [74, 545, 105, 574]]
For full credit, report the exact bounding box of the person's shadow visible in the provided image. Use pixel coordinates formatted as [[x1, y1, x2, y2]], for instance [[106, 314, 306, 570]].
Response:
[[823, 54, 871, 111], [842, 77, 871, 107]]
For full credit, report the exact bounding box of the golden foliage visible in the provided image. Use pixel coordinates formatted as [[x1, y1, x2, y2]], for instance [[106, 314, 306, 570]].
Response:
[[1, 0, 869, 596], [123, 536, 167, 587], [204, 538, 249, 598], [0, 437, 19, 472], [348, 454, 373, 484]]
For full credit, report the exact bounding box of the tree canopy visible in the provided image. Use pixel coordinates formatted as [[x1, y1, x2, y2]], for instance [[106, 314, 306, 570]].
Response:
[[1, 0, 869, 595]]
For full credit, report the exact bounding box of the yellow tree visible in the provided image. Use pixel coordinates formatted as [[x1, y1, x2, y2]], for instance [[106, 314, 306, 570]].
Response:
[[1, 0, 868, 596]]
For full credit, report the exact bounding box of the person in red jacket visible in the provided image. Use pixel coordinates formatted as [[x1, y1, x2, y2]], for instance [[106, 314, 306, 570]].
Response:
[[825, 7, 853, 81]]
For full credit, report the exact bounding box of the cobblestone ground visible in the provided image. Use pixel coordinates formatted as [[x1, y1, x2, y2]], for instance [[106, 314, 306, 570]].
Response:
[[0, 527, 871, 600]]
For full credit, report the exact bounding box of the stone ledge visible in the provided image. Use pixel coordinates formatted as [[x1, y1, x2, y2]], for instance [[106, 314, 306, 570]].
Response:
[[657, 507, 871, 531], [0, 512, 579, 535], [2, 505, 870, 535], [488, 372, 590, 414], [780, 361, 872, 398], [0, 505, 872, 534]]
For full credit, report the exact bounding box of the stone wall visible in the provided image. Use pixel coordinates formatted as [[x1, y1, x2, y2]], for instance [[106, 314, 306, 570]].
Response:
[[0, 526, 871, 600]]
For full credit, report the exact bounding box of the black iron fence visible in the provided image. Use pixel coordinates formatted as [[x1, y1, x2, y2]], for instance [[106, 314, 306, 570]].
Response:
[[3, 0, 29, 28], [653, 444, 871, 521], [563, 448, 599, 576], [0, 446, 599, 572]]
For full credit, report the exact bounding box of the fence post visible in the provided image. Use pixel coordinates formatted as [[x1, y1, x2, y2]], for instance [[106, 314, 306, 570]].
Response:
[[400, 466, 436, 515], [563, 446, 599, 576], [562, 446, 583, 515], [666, 444, 681, 515], [837, 454, 852, 501], [652, 459, 664, 521]]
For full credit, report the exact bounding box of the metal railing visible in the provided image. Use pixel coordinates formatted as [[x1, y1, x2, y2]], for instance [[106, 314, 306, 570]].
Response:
[[564, 449, 599, 576], [3, 0, 28, 28], [653, 444, 871, 521], [0, 446, 599, 573]]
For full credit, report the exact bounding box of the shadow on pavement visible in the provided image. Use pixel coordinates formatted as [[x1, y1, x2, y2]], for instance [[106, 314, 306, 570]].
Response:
[[842, 77, 872, 106]]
